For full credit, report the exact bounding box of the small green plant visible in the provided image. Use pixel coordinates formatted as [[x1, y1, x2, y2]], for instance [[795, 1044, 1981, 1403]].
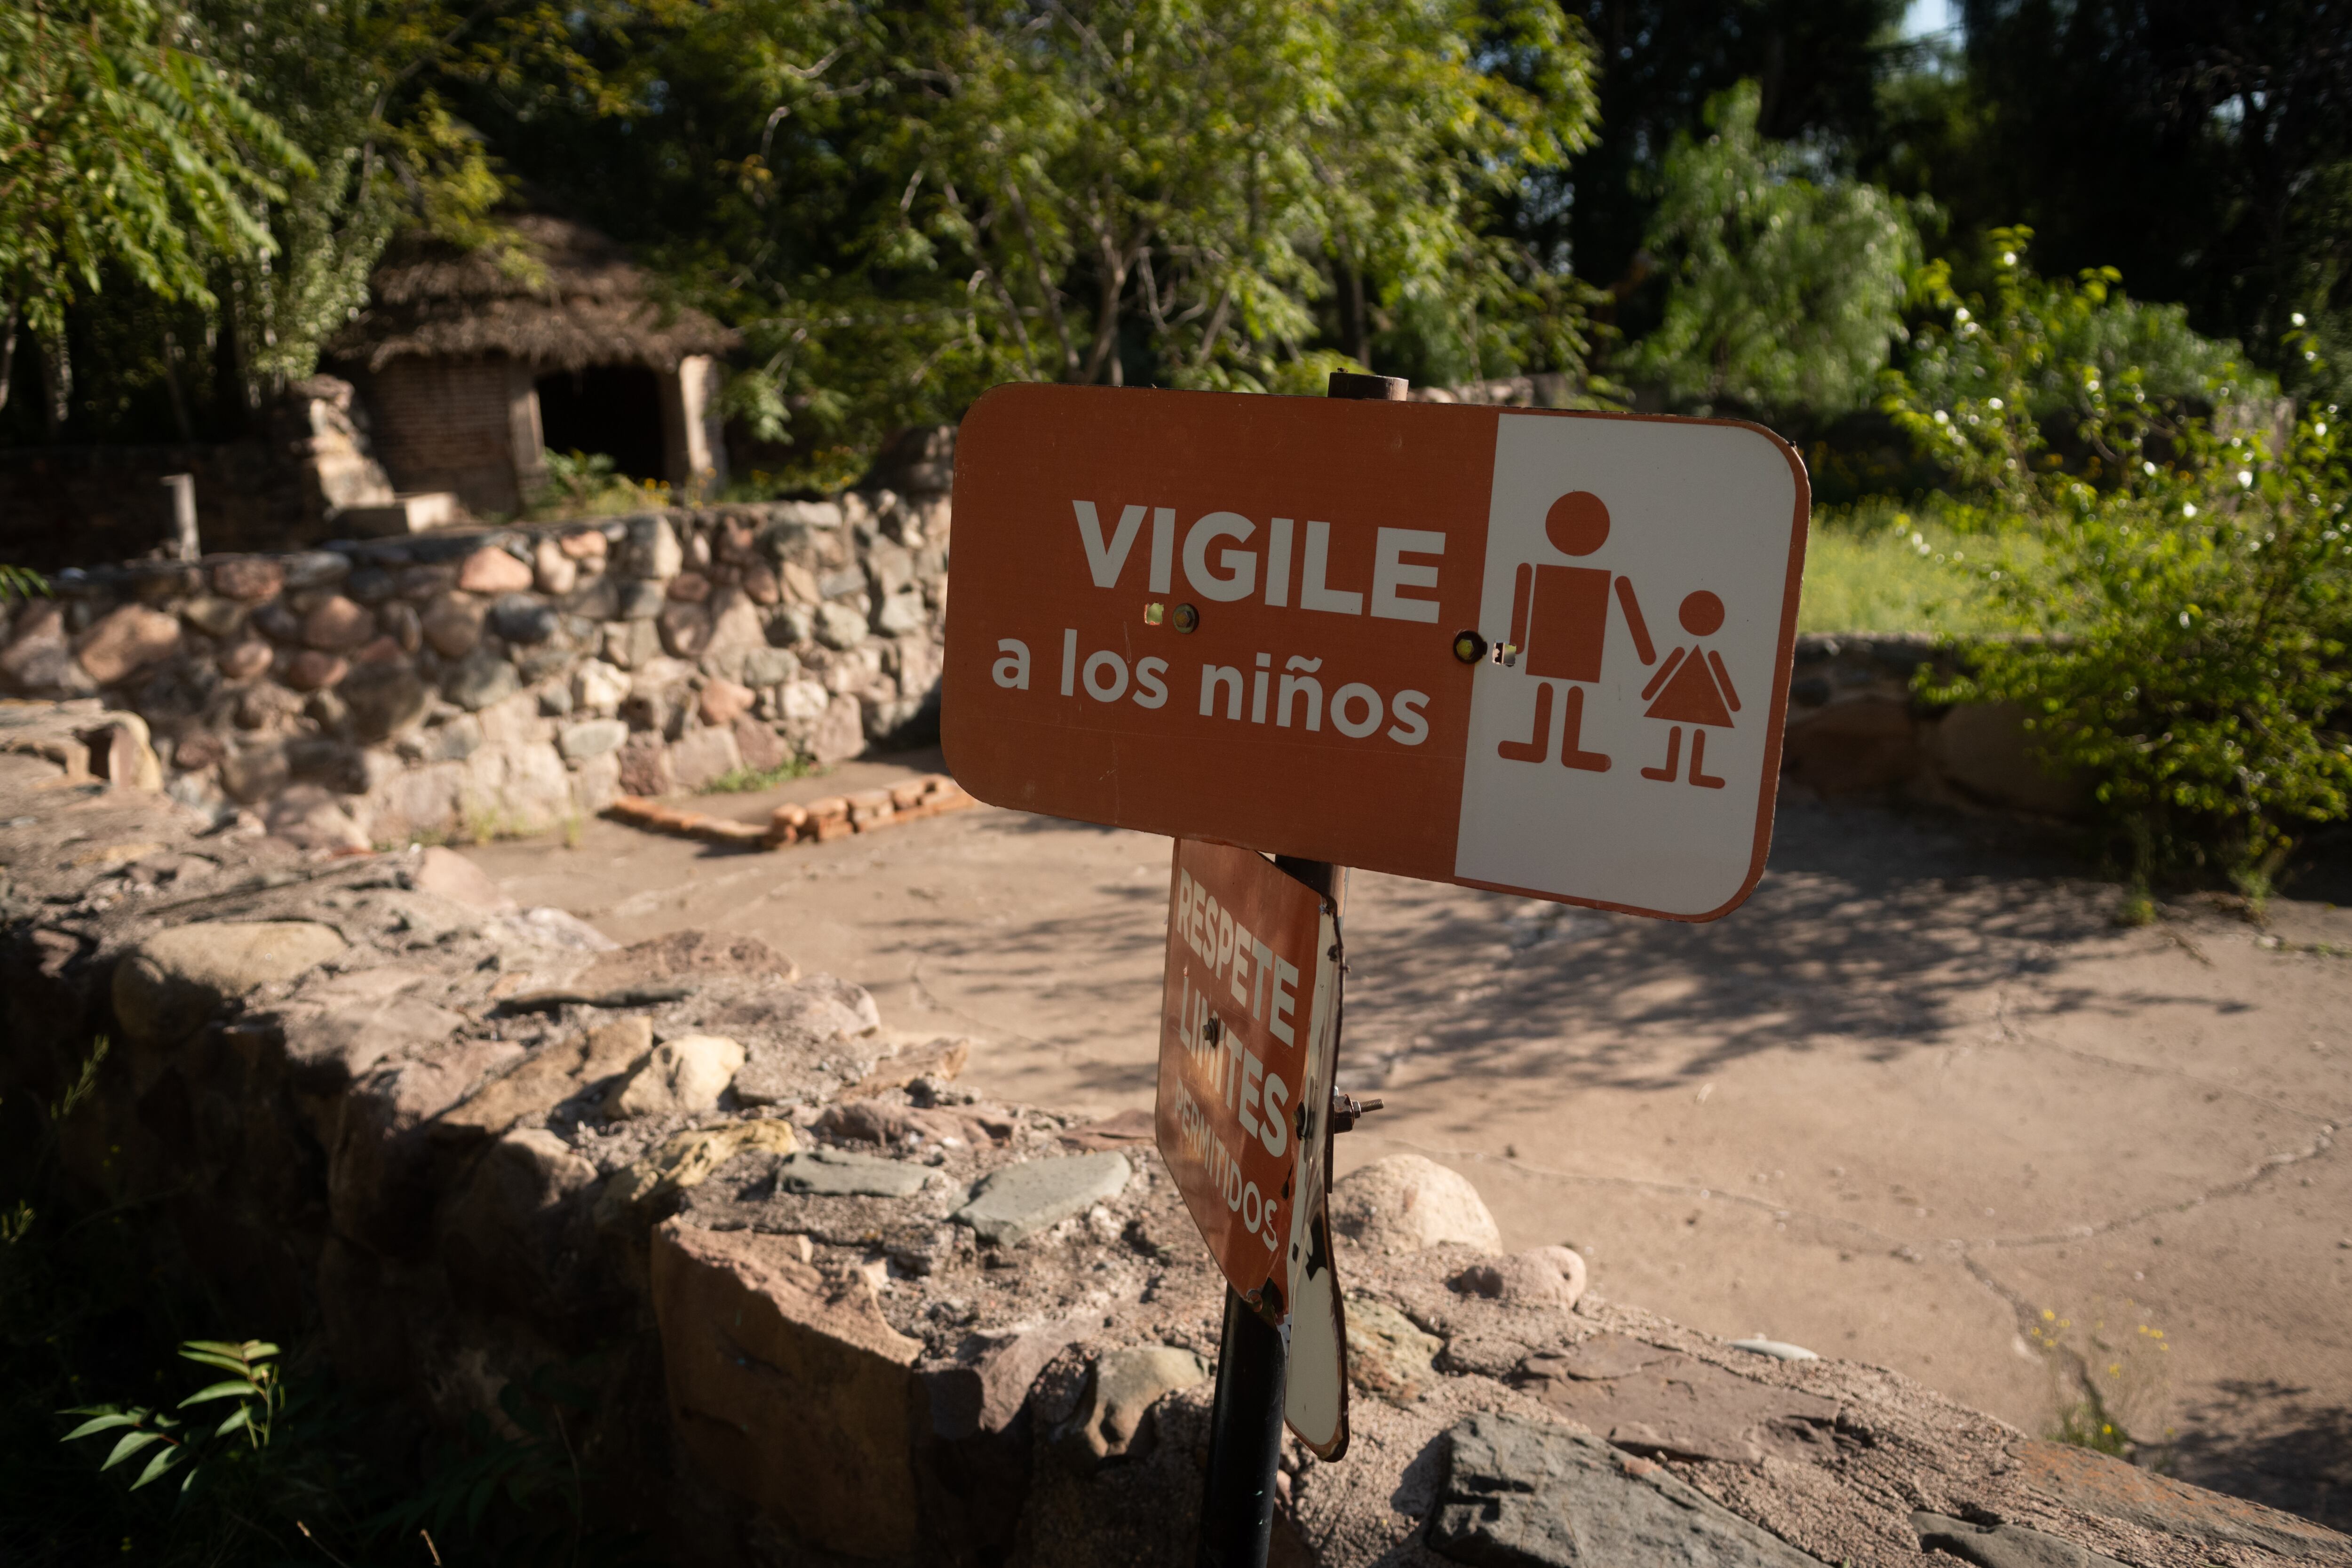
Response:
[[2050, 1395, 2133, 1457], [699, 757, 818, 794], [388, 1361, 606, 1556], [458, 796, 533, 845], [717, 450, 870, 501], [0, 564, 49, 600], [2229, 863, 2276, 922], [60, 1339, 282, 1493], [533, 449, 671, 519], [2029, 1302, 2176, 1466]]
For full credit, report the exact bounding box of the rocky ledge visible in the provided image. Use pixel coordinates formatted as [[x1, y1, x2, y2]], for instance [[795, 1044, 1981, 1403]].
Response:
[[1, 749, 2340, 1568]]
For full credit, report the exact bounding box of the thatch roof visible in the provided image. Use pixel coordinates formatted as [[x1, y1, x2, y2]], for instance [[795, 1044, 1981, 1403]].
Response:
[[328, 214, 739, 373]]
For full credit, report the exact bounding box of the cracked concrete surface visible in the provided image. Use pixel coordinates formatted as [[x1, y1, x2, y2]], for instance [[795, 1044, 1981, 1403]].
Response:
[[466, 753, 2352, 1527]]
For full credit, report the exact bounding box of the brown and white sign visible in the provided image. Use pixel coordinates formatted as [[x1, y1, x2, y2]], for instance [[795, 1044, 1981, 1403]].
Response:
[[941, 384, 1811, 922], [1155, 838, 1348, 1456]]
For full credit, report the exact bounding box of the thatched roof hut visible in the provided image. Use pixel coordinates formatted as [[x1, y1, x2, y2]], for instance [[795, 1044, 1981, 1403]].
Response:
[[328, 215, 739, 517], [330, 215, 738, 374]]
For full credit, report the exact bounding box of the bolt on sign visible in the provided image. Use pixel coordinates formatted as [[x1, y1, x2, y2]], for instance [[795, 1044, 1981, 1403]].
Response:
[[940, 383, 1811, 922], [1158, 838, 1348, 1457]]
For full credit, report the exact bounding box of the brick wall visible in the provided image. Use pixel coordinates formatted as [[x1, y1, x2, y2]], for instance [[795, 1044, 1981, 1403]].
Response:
[[355, 358, 526, 516]]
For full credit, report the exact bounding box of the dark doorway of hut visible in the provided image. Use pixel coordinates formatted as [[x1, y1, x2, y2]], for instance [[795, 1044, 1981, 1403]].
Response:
[[535, 365, 665, 484]]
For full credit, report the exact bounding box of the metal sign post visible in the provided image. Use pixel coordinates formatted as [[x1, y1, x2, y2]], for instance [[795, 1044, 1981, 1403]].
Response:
[[939, 367, 1812, 1568]]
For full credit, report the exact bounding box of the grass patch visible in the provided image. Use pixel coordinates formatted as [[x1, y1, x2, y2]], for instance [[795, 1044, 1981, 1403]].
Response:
[[699, 758, 822, 795], [460, 800, 536, 845], [1798, 498, 2014, 637], [2028, 1298, 2177, 1468]]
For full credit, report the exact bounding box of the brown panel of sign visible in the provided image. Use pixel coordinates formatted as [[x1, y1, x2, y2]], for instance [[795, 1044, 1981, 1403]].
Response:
[[941, 383, 1810, 922]]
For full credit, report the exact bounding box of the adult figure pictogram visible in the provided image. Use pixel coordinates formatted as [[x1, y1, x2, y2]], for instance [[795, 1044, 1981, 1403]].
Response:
[[1497, 490, 1656, 770], [1639, 590, 1741, 788]]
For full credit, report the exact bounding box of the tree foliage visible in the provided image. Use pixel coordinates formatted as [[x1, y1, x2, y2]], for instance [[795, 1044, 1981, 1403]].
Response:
[[1951, 0, 2352, 402], [493, 0, 1605, 474], [0, 0, 308, 423], [1624, 80, 1922, 422], [1, 0, 611, 440], [1545, 0, 1909, 302]]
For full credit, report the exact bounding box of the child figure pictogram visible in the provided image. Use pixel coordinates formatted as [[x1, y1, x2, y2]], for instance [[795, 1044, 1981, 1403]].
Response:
[[1639, 591, 1740, 788], [1497, 490, 1656, 771]]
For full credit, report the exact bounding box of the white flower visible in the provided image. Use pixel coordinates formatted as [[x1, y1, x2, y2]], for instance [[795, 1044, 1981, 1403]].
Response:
[[1988, 397, 2004, 410], [2239, 470, 2254, 487], [2182, 502, 2198, 517]]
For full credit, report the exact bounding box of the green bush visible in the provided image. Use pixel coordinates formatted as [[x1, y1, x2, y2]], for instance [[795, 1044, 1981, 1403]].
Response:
[[1885, 257, 2352, 880], [1885, 229, 2273, 511]]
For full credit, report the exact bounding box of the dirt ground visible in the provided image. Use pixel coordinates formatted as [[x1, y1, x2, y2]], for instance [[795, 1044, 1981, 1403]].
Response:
[[465, 752, 2352, 1524]]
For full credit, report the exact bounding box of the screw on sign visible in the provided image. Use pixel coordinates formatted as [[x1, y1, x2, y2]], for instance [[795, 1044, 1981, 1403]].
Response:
[[938, 372, 1811, 1568]]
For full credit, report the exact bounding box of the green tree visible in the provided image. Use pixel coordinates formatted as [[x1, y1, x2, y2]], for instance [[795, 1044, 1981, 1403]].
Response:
[[1623, 80, 1922, 423], [474, 0, 1605, 479], [170, 0, 611, 421], [1954, 0, 2352, 401], [1, 0, 612, 442], [0, 0, 308, 431], [1545, 0, 1909, 310]]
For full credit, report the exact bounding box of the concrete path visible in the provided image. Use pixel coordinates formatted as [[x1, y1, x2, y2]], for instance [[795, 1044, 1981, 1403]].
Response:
[[466, 754, 2352, 1522]]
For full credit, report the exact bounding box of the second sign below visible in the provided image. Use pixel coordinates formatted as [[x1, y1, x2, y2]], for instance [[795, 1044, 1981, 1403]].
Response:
[[1155, 838, 1348, 1458]]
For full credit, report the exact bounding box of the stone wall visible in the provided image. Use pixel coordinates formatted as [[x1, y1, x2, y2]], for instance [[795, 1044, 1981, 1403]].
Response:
[[0, 478, 952, 850], [1781, 634, 2090, 818], [2, 389, 2092, 856], [0, 378, 401, 571], [0, 755, 2338, 1568]]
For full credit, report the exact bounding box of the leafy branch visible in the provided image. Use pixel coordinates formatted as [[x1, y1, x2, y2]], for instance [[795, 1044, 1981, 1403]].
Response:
[[60, 1338, 282, 1495]]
